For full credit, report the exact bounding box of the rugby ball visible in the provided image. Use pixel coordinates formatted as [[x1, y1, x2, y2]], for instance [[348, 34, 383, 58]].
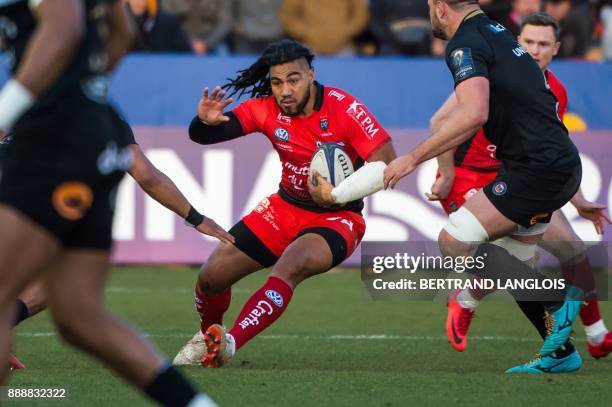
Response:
[[310, 143, 354, 187]]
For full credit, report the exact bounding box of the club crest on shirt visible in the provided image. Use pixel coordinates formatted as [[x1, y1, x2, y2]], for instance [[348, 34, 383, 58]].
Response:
[[320, 117, 329, 131], [492, 181, 507, 196], [274, 127, 290, 142]]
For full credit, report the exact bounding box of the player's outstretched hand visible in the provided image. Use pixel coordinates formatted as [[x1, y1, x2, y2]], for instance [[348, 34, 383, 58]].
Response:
[[425, 175, 454, 201], [197, 85, 234, 126], [308, 171, 337, 207], [383, 155, 417, 190], [575, 201, 612, 235], [195, 217, 236, 244]]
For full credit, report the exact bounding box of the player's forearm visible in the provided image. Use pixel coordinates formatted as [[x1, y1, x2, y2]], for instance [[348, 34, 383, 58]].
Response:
[[430, 93, 457, 134], [411, 105, 484, 165], [436, 150, 456, 180], [132, 167, 191, 219], [189, 114, 244, 145], [105, 0, 134, 71], [570, 188, 587, 208], [14, 0, 84, 97]]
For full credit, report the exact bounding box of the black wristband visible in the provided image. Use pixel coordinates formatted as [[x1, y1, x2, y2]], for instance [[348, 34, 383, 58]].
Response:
[[184, 206, 205, 227]]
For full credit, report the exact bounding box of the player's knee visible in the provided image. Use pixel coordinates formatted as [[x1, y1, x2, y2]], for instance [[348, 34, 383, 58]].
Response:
[[442, 206, 489, 244], [439, 207, 488, 257], [270, 260, 307, 288], [546, 240, 586, 263], [198, 262, 229, 295], [491, 236, 537, 263]]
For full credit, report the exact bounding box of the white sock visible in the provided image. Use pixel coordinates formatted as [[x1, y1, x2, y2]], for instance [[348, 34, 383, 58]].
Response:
[[226, 333, 236, 357], [585, 319, 608, 344], [457, 289, 480, 310], [187, 394, 218, 407]]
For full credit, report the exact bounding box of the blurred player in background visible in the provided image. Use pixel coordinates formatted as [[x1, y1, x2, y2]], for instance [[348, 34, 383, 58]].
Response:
[[427, 12, 612, 359], [384, 0, 585, 373], [174, 39, 395, 368], [0, 0, 215, 404], [6, 120, 234, 370]]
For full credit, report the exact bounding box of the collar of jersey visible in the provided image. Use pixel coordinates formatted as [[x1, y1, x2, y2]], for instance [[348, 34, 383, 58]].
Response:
[[460, 9, 484, 26], [313, 81, 324, 111]]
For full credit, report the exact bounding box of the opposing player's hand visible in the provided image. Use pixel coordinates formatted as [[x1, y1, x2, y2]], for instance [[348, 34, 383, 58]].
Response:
[[425, 175, 454, 201], [195, 216, 236, 244], [383, 155, 417, 190], [308, 171, 337, 207], [197, 85, 233, 126], [575, 201, 612, 235]]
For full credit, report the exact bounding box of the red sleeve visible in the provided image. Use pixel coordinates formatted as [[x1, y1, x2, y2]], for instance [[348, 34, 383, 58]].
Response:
[[232, 97, 270, 134], [548, 71, 568, 120], [341, 96, 391, 160]]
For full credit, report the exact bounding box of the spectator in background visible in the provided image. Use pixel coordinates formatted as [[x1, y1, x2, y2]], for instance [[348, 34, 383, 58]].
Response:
[[126, 0, 192, 52], [506, 0, 542, 36], [164, 0, 232, 55], [280, 0, 369, 55], [232, 0, 284, 54], [369, 0, 432, 55], [546, 0, 593, 57], [603, 0, 612, 60]]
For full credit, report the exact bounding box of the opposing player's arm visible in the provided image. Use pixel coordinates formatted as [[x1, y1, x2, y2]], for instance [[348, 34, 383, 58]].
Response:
[[430, 92, 458, 133], [105, 0, 135, 71], [0, 0, 84, 132], [128, 145, 235, 244], [384, 76, 489, 189], [427, 150, 455, 201], [569, 188, 612, 235]]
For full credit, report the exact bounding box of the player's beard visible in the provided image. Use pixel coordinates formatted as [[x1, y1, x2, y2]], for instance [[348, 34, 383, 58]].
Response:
[[280, 86, 311, 117], [431, 14, 448, 40]]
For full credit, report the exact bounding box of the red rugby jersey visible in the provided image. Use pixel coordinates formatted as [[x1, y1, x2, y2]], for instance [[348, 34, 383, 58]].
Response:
[[233, 83, 391, 211], [454, 69, 568, 171]]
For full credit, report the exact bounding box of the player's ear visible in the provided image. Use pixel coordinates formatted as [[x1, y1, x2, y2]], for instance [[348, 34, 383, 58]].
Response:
[[308, 67, 314, 83], [552, 41, 560, 57]]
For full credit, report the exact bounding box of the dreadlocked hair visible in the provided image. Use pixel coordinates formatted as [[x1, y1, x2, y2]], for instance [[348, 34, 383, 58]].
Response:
[[223, 39, 315, 99]]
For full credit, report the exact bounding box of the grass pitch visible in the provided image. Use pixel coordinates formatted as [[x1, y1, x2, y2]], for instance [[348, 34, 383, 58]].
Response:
[[8, 267, 612, 406]]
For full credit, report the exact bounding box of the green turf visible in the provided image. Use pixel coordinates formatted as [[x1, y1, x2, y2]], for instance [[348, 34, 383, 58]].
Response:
[[7, 267, 612, 406]]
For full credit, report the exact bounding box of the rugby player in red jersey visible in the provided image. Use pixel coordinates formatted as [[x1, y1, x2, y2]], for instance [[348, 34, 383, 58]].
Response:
[[427, 13, 612, 358], [173, 39, 396, 368]]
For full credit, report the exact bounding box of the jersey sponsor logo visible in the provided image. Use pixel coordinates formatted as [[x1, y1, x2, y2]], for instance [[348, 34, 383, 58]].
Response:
[[265, 290, 284, 307], [274, 127, 290, 142], [346, 100, 380, 139], [276, 112, 292, 124], [97, 142, 133, 175], [491, 181, 507, 196], [512, 46, 528, 57], [328, 90, 346, 101], [450, 48, 475, 81], [52, 181, 94, 221], [487, 23, 506, 33], [529, 212, 549, 225]]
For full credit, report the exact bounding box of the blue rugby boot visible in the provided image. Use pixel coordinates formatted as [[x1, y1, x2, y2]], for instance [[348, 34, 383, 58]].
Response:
[[506, 348, 582, 374], [540, 286, 583, 356]]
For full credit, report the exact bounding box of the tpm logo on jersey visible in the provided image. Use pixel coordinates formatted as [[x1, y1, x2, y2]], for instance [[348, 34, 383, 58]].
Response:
[[450, 48, 474, 81], [492, 181, 507, 196], [265, 290, 284, 307], [274, 127, 290, 142], [488, 23, 506, 33], [320, 117, 329, 131]]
